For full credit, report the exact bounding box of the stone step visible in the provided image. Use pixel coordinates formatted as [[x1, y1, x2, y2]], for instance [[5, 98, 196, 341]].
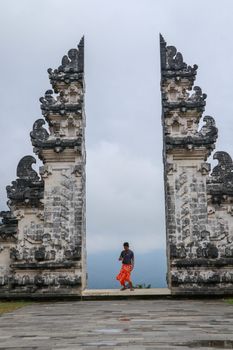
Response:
[[81, 288, 171, 300]]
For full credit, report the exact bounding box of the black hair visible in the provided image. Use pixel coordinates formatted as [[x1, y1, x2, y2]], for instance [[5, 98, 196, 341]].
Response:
[[123, 242, 129, 247]]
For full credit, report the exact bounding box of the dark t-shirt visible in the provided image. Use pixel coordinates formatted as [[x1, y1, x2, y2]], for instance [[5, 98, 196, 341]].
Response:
[[120, 249, 134, 265]]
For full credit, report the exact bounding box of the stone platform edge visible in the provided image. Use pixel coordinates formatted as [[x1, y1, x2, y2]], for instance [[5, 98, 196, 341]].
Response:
[[0, 288, 232, 300]]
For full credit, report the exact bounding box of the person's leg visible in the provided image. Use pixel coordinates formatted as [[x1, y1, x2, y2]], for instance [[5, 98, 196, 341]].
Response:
[[128, 281, 134, 291], [125, 276, 134, 291], [120, 284, 127, 291], [118, 272, 127, 290], [126, 266, 134, 291], [117, 265, 127, 290]]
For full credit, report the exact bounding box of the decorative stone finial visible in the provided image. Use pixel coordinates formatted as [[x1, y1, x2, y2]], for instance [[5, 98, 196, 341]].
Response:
[[160, 35, 206, 114], [211, 151, 233, 181], [199, 115, 218, 142], [48, 36, 84, 91], [208, 151, 233, 203], [30, 119, 49, 146], [160, 34, 198, 82], [16, 156, 39, 181], [161, 36, 216, 157], [6, 156, 43, 206]]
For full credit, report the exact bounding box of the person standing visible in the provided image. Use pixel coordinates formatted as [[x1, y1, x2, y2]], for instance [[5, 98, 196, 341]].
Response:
[[116, 242, 134, 291]]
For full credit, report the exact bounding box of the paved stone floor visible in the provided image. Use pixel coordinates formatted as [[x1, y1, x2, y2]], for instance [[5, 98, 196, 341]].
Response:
[[0, 299, 233, 349]]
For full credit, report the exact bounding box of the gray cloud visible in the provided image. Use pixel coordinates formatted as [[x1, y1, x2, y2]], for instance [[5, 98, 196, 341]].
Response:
[[0, 0, 233, 255], [87, 140, 165, 253]]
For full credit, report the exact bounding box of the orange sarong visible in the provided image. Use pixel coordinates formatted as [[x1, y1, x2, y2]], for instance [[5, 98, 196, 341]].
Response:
[[116, 264, 132, 285]]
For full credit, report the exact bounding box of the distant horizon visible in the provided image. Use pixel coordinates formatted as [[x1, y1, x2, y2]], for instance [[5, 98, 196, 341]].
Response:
[[87, 249, 167, 289]]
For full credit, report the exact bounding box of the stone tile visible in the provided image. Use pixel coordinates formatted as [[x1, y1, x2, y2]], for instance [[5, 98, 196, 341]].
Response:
[[0, 300, 232, 349]]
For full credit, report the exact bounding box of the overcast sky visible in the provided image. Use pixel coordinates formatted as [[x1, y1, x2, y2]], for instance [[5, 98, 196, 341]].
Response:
[[0, 0, 233, 256]]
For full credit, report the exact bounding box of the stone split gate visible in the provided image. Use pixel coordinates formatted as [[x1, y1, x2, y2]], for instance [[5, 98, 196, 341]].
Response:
[[0, 36, 232, 297]]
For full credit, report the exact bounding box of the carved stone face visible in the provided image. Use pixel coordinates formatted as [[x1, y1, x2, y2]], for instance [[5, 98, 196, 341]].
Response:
[[68, 48, 78, 62]]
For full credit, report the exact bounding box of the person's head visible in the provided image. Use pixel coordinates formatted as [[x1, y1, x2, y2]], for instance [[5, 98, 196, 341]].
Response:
[[123, 242, 129, 251]]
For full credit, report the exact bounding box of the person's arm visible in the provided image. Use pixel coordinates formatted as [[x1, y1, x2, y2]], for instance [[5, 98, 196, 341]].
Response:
[[118, 251, 123, 261], [131, 252, 134, 270]]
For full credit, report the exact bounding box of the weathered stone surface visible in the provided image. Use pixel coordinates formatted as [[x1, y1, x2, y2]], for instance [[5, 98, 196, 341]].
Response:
[[6, 156, 43, 206], [0, 37, 86, 296], [0, 299, 232, 349], [48, 37, 84, 90], [0, 211, 17, 240], [161, 35, 233, 295], [0, 34, 233, 297]]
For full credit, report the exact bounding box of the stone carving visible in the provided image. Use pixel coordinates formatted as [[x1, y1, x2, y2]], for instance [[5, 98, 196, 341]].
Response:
[[166, 162, 177, 175], [198, 163, 211, 175], [0, 211, 17, 241], [10, 247, 20, 261], [30, 119, 49, 145], [199, 116, 218, 141], [6, 156, 43, 207], [6, 273, 81, 289], [165, 115, 217, 155], [39, 165, 52, 178], [39, 81, 83, 141], [225, 245, 233, 257], [39, 90, 56, 107], [17, 156, 39, 181], [208, 151, 233, 204], [166, 45, 186, 70], [211, 151, 233, 181], [57, 37, 84, 74], [0, 36, 86, 296], [170, 243, 186, 258], [60, 49, 79, 72], [72, 164, 83, 177], [48, 37, 84, 90], [39, 37, 84, 146], [160, 34, 198, 83], [161, 35, 233, 295], [163, 40, 198, 74], [1, 34, 233, 297], [34, 247, 45, 261], [188, 86, 207, 102], [40, 91, 83, 119], [196, 242, 219, 259], [162, 85, 207, 114]]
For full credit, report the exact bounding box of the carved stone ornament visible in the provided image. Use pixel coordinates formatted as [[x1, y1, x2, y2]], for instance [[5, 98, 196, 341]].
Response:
[[39, 90, 56, 107], [0, 36, 87, 296], [207, 151, 233, 202], [39, 89, 83, 118], [72, 164, 83, 177], [211, 151, 233, 181], [17, 156, 39, 181], [6, 156, 44, 207], [0, 211, 17, 241], [166, 162, 177, 174], [39, 165, 52, 179], [166, 45, 186, 70], [198, 115, 218, 142], [196, 242, 219, 259], [188, 86, 207, 102], [58, 36, 84, 74], [47, 36, 84, 90], [30, 119, 49, 146], [198, 162, 211, 175], [160, 34, 198, 82]]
